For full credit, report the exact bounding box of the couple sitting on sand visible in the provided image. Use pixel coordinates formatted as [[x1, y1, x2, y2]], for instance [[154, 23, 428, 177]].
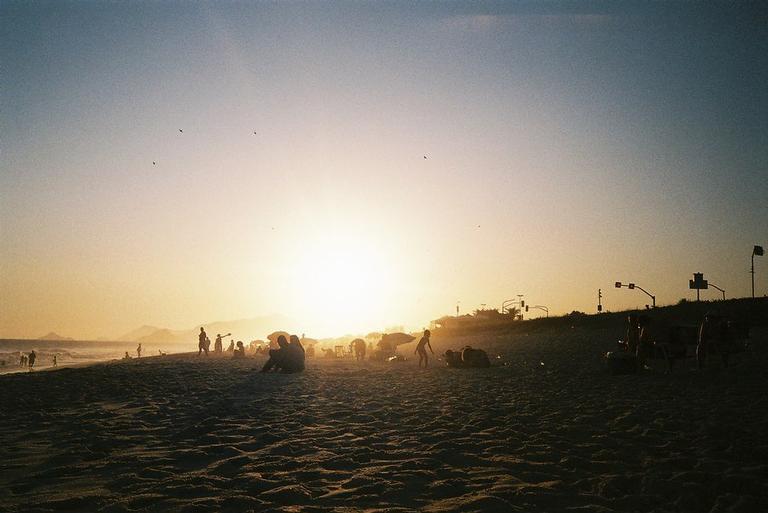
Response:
[[261, 334, 305, 373]]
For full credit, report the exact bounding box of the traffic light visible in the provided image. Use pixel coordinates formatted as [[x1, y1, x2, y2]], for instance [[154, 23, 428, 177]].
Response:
[[525, 305, 529, 312], [628, 283, 635, 289], [521, 300, 525, 308]]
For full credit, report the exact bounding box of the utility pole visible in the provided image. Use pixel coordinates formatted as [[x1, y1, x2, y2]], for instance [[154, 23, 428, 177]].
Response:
[[597, 288, 602, 312], [752, 245, 764, 298]]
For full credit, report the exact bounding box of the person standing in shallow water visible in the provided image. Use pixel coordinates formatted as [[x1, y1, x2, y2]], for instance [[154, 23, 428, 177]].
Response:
[[414, 329, 433, 368], [28, 350, 37, 371]]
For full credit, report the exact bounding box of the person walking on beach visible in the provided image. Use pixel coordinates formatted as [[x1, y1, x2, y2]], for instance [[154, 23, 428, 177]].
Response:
[[414, 329, 433, 368], [28, 350, 37, 371], [137, 343, 142, 358], [198, 327, 210, 356]]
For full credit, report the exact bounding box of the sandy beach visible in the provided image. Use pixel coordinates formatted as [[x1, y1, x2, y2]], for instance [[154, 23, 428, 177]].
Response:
[[1, 328, 767, 513]]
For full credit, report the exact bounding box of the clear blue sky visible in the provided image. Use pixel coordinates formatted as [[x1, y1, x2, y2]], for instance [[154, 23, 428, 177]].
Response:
[[1, 1, 767, 338]]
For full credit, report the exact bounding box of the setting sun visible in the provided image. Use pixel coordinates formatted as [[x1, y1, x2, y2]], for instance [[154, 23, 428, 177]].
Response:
[[286, 230, 398, 336]]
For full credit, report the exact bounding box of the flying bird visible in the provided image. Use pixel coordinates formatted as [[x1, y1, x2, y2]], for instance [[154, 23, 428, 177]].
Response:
[[179, 129, 183, 133], [423, 155, 427, 159], [153, 161, 156, 165]]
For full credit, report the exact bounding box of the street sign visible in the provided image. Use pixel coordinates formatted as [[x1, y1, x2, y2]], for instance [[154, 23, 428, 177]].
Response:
[[690, 272, 708, 289]]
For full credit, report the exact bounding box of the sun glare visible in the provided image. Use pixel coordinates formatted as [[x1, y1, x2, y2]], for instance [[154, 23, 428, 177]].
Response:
[[287, 233, 397, 336]]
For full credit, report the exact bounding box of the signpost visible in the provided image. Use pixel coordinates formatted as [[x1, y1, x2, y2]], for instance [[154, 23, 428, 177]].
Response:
[[689, 272, 708, 301]]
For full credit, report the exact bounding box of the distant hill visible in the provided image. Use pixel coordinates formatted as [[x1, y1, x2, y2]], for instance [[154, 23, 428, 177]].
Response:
[[136, 329, 180, 345], [117, 325, 163, 342], [37, 332, 74, 341], [119, 315, 296, 345]]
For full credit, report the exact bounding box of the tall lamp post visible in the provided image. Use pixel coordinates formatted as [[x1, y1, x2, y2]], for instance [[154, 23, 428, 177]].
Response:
[[752, 245, 764, 298], [615, 281, 656, 308]]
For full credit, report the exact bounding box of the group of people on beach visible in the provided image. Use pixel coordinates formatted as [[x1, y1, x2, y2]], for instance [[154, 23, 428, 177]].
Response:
[[260, 334, 305, 373], [622, 311, 744, 371], [18, 350, 36, 370], [197, 328, 247, 359]]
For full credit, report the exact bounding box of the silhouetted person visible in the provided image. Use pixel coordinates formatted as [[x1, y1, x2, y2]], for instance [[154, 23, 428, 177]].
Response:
[[123, 351, 131, 359], [288, 335, 305, 371], [53, 354, 58, 367], [28, 350, 36, 370], [414, 329, 433, 368], [20, 354, 26, 367], [697, 313, 729, 369], [349, 338, 366, 361], [636, 315, 653, 370], [233, 341, 246, 359], [625, 314, 640, 354], [215, 334, 223, 353], [198, 327, 209, 356], [136, 343, 142, 358], [261, 335, 290, 372], [261, 335, 305, 373]]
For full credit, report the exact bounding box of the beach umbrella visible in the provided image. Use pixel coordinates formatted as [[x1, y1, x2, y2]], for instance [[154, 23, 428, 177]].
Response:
[[266, 331, 290, 348], [380, 332, 416, 347]]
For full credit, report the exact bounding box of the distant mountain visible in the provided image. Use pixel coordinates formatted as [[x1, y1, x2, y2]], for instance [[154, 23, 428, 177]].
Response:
[[119, 315, 296, 346], [136, 329, 179, 345], [38, 332, 74, 341], [117, 325, 163, 342]]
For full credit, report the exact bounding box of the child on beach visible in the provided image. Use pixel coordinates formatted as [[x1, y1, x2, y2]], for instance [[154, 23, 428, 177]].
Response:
[[414, 330, 433, 368], [137, 343, 142, 358]]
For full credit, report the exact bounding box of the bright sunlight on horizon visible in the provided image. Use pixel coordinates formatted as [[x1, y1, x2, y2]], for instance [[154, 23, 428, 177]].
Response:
[[1, 2, 767, 340]]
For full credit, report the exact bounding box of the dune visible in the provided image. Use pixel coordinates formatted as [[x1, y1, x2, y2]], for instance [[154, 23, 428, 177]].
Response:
[[1, 327, 767, 512]]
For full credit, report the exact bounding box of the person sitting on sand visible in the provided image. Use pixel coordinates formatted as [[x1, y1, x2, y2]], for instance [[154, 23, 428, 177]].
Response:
[[261, 335, 290, 372], [261, 335, 305, 373], [226, 340, 235, 353], [123, 351, 131, 359], [198, 327, 209, 356], [414, 329, 433, 368], [28, 350, 37, 370], [287, 335, 305, 371], [233, 341, 246, 359]]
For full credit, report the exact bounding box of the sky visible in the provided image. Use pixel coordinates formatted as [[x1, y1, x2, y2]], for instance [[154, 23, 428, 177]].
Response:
[[1, 1, 767, 340]]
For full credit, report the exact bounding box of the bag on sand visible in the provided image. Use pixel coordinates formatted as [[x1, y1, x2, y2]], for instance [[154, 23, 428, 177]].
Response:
[[605, 351, 637, 375]]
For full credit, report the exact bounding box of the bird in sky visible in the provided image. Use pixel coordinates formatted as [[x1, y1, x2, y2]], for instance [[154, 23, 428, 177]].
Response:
[[179, 129, 183, 133], [423, 155, 427, 159], [152, 161, 156, 165]]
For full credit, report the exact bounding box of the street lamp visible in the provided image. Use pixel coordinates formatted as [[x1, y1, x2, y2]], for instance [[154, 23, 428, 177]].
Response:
[[526, 305, 549, 317], [752, 245, 764, 298], [709, 283, 726, 301], [615, 281, 656, 308]]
